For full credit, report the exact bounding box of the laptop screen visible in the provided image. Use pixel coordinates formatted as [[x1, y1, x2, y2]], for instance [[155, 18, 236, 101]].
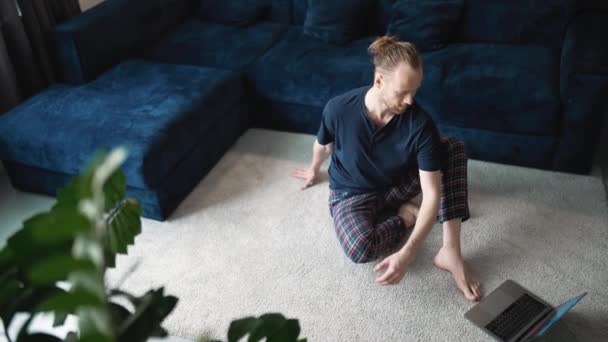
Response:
[[534, 292, 587, 337]]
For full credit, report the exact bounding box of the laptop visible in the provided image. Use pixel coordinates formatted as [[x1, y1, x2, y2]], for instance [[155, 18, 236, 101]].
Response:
[[464, 279, 587, 342]]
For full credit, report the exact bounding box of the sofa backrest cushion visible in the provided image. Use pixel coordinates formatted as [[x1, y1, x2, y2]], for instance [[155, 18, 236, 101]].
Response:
[[198, 0, 270, 27], [456, 0, 577, 48], [269, 0, 387, 35], [387, 0, 464, 51], [302, 0, 376, 45], [53, 0, 190, 84]]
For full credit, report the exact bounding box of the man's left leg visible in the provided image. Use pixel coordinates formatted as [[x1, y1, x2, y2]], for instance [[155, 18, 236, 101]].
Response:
[[434, 219, 481, 302], [394, 137, 482, 302], [432, 137, 481, 301]]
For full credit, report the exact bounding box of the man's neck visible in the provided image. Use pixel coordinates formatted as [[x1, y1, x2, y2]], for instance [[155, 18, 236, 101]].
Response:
[[365, 87, 394, 122]]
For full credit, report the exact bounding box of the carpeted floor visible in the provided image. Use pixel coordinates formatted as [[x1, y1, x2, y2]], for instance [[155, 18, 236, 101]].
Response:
[[105, 129, 608, 341]]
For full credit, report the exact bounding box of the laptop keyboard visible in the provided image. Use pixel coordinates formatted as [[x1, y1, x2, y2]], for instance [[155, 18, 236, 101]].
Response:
[[485, 294, 549, 341]]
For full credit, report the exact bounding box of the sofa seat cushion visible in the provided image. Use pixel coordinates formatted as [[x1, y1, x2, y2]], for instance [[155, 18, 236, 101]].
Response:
[[147, 20, 287, 70], [417, 44, 561, 136], [0, 60, 245, 189], [248, 27, 374, 107]]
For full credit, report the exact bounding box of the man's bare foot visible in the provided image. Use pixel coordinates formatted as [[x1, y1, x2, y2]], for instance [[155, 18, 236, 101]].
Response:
[[433, 246, 482, 302], [398, 202, 419, 228]]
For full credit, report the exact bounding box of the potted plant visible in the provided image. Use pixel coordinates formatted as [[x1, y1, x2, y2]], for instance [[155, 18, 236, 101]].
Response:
[[0, 148, 305, 342]]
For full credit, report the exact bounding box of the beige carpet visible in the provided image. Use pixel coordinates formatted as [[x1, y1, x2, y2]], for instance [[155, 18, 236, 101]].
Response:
[[105, 129, 608, 341]]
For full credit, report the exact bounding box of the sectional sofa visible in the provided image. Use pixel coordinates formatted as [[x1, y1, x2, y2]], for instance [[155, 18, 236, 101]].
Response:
[[0, 0, 606, 220]]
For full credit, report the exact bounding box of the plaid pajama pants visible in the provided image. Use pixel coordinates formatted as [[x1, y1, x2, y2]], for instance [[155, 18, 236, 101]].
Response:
[[329, 137, 470, 264]]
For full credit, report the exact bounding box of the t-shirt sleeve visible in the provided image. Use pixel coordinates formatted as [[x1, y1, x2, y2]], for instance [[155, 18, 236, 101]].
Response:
[[316, 100, 337, 145], [416, 118, 445, 171]]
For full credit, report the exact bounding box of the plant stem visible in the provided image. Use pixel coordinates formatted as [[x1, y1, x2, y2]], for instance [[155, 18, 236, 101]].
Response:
[[4, 329, 12, 342], [2, 319, 13, 342]]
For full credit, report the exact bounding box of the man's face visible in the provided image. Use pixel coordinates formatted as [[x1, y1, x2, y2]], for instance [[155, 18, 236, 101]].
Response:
[[377, 62, 423, 114]]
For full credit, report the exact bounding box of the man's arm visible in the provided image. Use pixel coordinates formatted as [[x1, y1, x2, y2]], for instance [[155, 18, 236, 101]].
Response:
[[374, 169, 440, 285], [398, 169, 441, 257], [311, 140, 333, 171], [292, 139, 333, 190]]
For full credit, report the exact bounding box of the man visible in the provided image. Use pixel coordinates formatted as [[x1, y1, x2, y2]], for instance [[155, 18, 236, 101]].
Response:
[[292, 36, 482, 302]]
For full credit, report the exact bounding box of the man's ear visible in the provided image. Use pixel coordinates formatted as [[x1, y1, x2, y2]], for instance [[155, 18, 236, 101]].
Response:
[[375, 73, 383, 89]]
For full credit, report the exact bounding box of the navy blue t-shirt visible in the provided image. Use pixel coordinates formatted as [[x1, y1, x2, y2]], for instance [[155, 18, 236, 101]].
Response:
[[317, 86, 445, 194]]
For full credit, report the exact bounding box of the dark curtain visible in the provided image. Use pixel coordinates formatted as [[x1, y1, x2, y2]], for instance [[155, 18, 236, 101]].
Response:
[[0, 0, 81, 114]]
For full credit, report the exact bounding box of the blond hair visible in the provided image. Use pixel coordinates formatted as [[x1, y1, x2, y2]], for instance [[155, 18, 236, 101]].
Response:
[[368, 36, 422, 73]]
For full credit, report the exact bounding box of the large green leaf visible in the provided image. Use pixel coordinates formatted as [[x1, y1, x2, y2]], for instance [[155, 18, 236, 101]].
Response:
[[6, 208, 90, 272], [54, 149, 126, 215], [102, 166, 126, 213], [108, 289, 142, 307], [54, 163, 95, 210], [53, 311, 68, 327], [37, 288, 104, 313], [265, 319, 301, 342], [113, 288, 178, 342], [29, 255, 96, 285], [77, 306, 114, 342], [16, 332, 64, 342], [109, 302, 131, 328], [228, 317, 262, 342], [105, 199, 142, 268], [227, 314, 303, 342], [0, 285, 67, 331], [0, 246, 12, 271], [0, 277, 22, 320]]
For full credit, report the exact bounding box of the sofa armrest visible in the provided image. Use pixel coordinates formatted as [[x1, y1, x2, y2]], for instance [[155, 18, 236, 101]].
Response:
[[555, 10, 608, 173], [53, 0, 192, 84]]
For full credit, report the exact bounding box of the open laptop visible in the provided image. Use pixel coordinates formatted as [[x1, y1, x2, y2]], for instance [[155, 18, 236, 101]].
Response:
[[465, 279, 587, 342]]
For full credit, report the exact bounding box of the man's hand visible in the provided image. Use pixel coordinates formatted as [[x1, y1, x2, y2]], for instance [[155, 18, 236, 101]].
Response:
[[373, 249, 416, 285], [291, 166, 319, 190]]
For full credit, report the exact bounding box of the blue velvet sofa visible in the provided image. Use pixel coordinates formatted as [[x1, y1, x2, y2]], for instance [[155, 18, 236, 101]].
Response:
[[0, 0, 606, 221]]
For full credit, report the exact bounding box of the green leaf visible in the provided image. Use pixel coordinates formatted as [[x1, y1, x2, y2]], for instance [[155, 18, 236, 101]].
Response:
[[228, 317, 262, 342], [105, 199, 142, 268], [29, 206, 91, 244], [0, 246, 13, 270], [0, 277, 22, 320], [16, 333, 64, 342], [38, 288, 104, 313], [103, 168, 126, 212], [109, 299, 168, 338], [109, 289, 142, 307], [248, 314, 286, 342], [6, 206, 91, 273], [77, 306, 113, 342], [115, 288, 178, 342], [53, 311, 68, 327], [17, 333, 62, 342], [29, 255, 96, 285], [54, 149, 127, 221], [266, 319, 301, 342], [109, 302, 131, 331], [1, 286, 67, 329], [65, 332, 79, 342], [227, 314, 303, 342], [55, 170, 94, 210]]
